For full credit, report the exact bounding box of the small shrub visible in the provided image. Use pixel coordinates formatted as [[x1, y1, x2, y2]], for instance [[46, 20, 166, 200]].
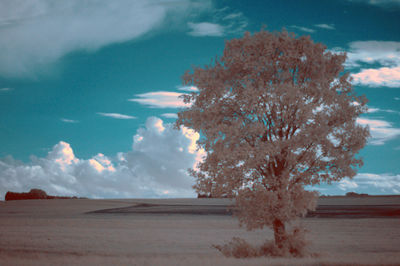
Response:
[[213, 237, 259, 258], [214, 225, 310, 258]]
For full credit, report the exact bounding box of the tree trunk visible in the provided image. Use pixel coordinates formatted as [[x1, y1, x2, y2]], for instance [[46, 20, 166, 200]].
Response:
[[273, 218, 286, 249]]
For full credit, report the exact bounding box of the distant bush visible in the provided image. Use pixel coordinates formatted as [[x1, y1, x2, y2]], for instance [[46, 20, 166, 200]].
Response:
[[345, 192, 369, 197]]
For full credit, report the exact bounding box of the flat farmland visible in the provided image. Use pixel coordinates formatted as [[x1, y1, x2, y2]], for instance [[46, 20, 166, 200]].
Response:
[[0, 197, 399, 265]]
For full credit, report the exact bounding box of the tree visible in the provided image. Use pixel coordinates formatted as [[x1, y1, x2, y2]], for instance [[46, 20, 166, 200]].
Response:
[[176, 30, 369, 256]]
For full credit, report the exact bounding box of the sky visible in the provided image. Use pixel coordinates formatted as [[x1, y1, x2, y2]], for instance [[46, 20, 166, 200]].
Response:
[[0, 0, 400, 199]]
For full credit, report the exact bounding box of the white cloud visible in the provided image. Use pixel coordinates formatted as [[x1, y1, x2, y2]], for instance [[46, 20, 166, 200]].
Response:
[[367, 107, 400, 115], [352, 66, 400, 88], [129, 91, 191, 108], [338, 173, 400, 194], [0, 87, 13, 92], [187, 7, 248, 37], [0, 117, 204, 199], [0, 0, 210, 78], [290, 25, 315, 33], [97, 112, 136, 119], [336, 41, 400, 88], [314, 24, 335, 30], [187, 22, 224, 37], [161, 113, 178, 119], [61, 118, 79, 123], [357, 118, 400, 145], [346, 41, 400, 68], [338, 179, 359, 190], [178, 86, 199, 92]]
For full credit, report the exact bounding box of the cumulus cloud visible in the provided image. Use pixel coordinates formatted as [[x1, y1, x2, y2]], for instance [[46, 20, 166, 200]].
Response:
[[357, 118, 400, 145], [0, 0, 210, 78], [0, 117, 204, 199], [97, 112, 136, 119], [352, 66, 400, 88], [129, 91, 191, 108], [314, 24, 335, 30]]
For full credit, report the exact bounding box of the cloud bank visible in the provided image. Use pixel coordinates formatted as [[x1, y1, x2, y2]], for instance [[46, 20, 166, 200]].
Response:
[[344, 41, 400, 88], [0, 0, 209, 78], [338, 173, 400, 194], [0, 117, 204, 199]]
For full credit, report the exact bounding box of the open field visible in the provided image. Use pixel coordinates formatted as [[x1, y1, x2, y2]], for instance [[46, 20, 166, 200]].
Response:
[[0, 197, 400, 265]]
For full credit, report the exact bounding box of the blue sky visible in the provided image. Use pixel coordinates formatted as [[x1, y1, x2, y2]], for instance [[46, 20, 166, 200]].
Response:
[[0, 0, 399, 198]]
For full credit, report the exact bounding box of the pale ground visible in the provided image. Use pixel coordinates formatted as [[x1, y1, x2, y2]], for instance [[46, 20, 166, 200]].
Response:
[[0, 197, 399, 266]]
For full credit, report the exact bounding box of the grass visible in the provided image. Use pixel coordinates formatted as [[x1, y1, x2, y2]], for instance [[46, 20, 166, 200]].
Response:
[[0, 198, 399, 265]]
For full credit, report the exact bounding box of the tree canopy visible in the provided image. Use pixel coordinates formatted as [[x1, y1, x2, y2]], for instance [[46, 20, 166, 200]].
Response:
[[176, 30, 369, 256]]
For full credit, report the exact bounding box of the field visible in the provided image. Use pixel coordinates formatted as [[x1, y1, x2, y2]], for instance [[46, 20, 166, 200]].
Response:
[[0, 197, 399, 265]]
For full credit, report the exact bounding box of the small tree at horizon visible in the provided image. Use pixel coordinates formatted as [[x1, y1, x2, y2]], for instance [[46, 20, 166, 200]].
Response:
[[176, 30, 369, 256]]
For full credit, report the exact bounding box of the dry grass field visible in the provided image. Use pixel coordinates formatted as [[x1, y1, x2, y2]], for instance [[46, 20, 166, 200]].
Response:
[[0, 197, 399, 266]]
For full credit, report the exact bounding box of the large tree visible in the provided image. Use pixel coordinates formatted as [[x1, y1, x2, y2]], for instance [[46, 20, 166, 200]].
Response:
[[176, 30, 369, 256]]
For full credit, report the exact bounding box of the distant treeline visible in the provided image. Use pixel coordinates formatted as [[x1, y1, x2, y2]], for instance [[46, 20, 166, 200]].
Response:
[[320, 192, 370, 198], [4, 188, 85, 201], [197, 193, 231, 198], [200, 192, 371, 198]]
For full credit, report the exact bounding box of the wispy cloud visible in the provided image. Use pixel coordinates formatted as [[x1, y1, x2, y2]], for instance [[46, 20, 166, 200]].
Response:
[[348, 0, 400, 8], [129, 91, 191, 108], [367, 106, 400, 115], [357, 118, 400, 145], [314, 23, 335, 30], [290, 25, 315, 33], [0, 117, 203, 198], [97, 112, 136, 119], [161, 113, 178, 119], [187, 22, 224, 37], [0, 87, 13, 92], [187, 7, 248, 37], [177, 86, 199, 92], [0, 0, 210, 78], [61, 118, 79, 123]]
